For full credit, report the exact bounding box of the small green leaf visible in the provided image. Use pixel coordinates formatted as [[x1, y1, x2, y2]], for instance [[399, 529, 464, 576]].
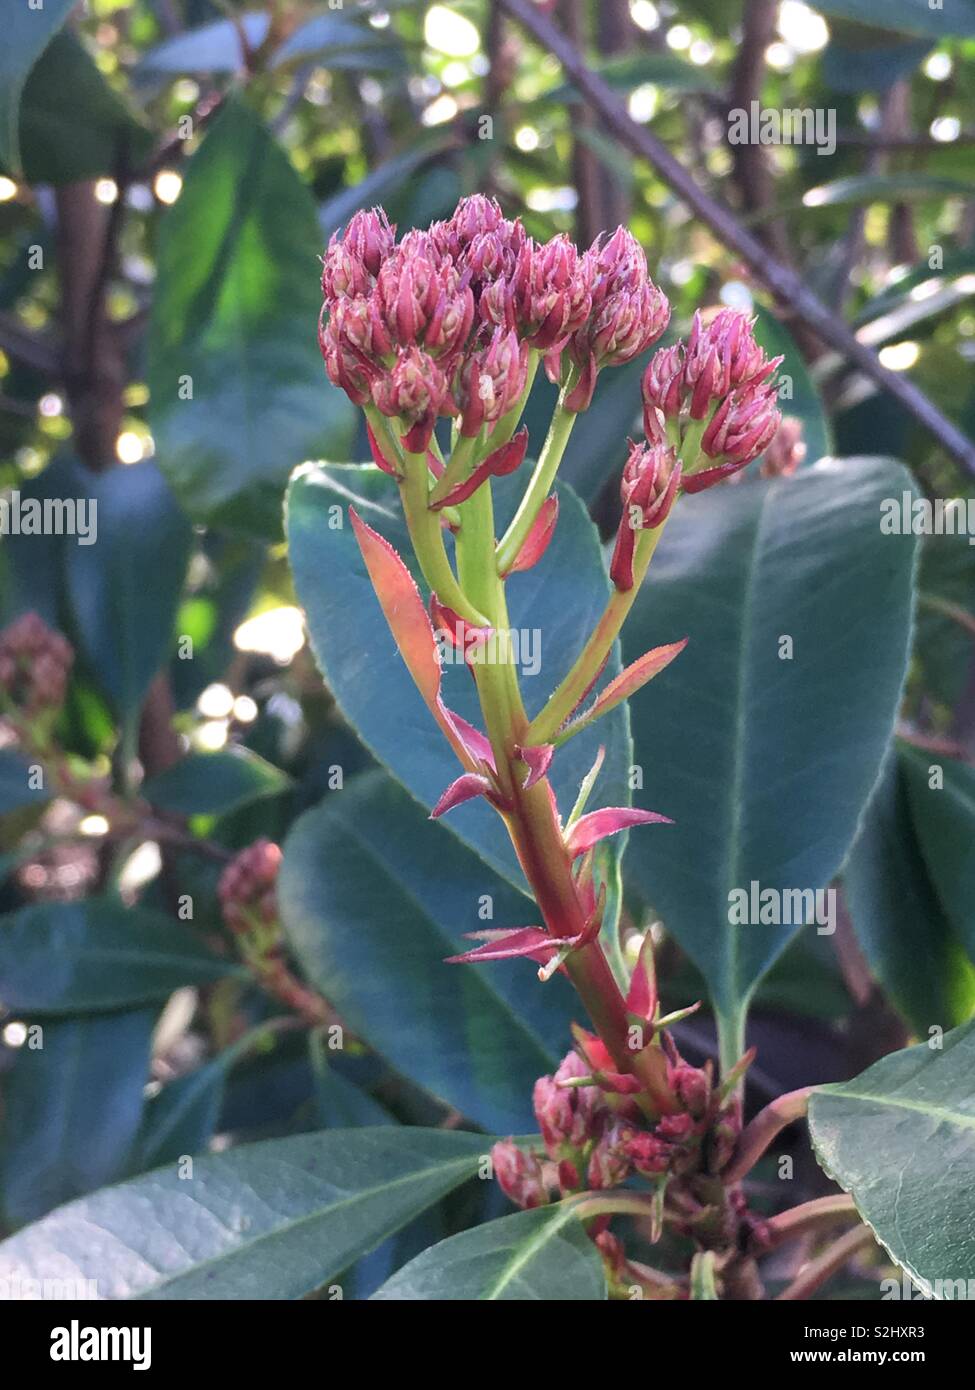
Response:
[[142, 748, 291, 818], [372, 1204, 607, 1300], [809, 1019, 975, 1297], [0, 1128, 490, 1299], [0, 898, 243, 1015]]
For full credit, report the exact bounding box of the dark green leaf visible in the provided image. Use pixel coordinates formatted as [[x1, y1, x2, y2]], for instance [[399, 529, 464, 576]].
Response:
[[0, 0, 75, 175], [0, 1009, 155, 1227], [137, 14, 271, 74], [843, 755, 975, 1036], [811, 1, 975, 40], [623, 459, 918, 1037], [280, 771, 577, 1132], [901, 744, 975, 963], [809, 1018, 975, 1296], [0, 897, 243, 1015], [372, 1204, 607, 1300], [148, 98, 356, 535], [19, 30, 151, 184], [752, 309, 832, 465], [142, 748, 291, 817], [0, 1127, 489, 1299], [66, 462, 192, 726]]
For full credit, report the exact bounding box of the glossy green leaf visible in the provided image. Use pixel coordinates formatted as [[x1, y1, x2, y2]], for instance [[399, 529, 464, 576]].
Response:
[[0, 748, 49, 815], [0, 1010, 156, 1227], [843, 756, 975, 1036], [0, 0, 75, 175], [809, 1018, 975, 1297], [811, 0, 975, 39], [285, 465, 633, 888], [142, 747, 291, 817], [0, 1128, 489, 1299], [148, 98, 356, 535], [65, 462, 192, 725], [0, 898, 244, 1015], [901, 744, 975, 963], [372, 1204, 606, 1300], [280, 771, 577, 1132], [822, 33, 931, 92], [137, 14, 271, 73], [915, 530, 975, 709], [19, 30, 151, 184], [622, 459, 918, 1037]]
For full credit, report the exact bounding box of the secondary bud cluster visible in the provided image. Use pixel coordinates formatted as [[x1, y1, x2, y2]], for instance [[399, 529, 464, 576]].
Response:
[[0, 612, 73, 718], [642, 308, 783, 489], [218, 837, 282, 936], [610, 440, 681, 591], [319, 198, 671, 451]]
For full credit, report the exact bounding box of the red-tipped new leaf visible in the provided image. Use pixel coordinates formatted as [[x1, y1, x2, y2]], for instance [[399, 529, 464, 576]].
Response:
[[430, 773, 494, 819], [559, 640, 687, 742], [502, 494, 560, 576], [565, 806, 673, 858]]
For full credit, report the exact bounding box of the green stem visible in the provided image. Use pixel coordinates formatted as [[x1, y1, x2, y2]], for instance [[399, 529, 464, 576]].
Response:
[[428, 432, 481, 507], [716, 1005, 747, 1086], [526, 521, 669, 746], [495, 371, 579, 576], [400, 452, 491, 627]]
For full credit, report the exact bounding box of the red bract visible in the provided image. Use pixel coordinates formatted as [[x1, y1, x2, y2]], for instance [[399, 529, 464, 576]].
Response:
[[517, 234, 594, 351], [371, 346, 448, 452], [609, 441, 681, 590], [691, 380, 782, 489], [321, 206, 395, 303]]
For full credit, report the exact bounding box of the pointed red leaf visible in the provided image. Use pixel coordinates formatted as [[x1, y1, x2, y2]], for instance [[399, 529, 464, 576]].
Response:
[[365, 422, 403, 479], [503, 494, 559, 577], [515, 742, 554, 789], [429, 429, 529, 510], [429, 594, 494, 655], [430, 773, 494, 819], [350, 507, 482, 772], [625, 931, 658, 1024], [565, 806, 673, 858], [561, 640, 688, 741], [445, 926, 556, 966]]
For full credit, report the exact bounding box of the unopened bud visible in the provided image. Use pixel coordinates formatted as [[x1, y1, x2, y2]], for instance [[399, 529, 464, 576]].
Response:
[[492, 1140, 550, 1209], [0, 612, 74, 717], [218, 838, 283, 936]]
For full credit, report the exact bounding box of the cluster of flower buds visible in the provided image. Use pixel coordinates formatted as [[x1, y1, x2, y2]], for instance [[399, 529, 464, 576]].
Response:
[[218, 837, 283, 936], [219, 839, 330, 1026], [642, 308, 783, 491], [0, 611, 73, 719], [609, 440, 682, 591], [319, 197, 671, 454]]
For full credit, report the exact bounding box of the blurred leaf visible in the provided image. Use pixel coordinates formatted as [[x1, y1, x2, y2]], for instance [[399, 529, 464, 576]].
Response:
[[149, 98, 356, 536], [811, 0, 975, 39], [19, 31, 152, 184], [622, 459, 918, 1040], [0, 454, 81, 629], [142, 748, 291, 817], [0, 1127, 489, 1298], [809, 1018, 975, 1296], [901, 744, 975, 963], [137, 13, 271, 73], [285, 466, 633, 890], [0, 1009, 155, 1227], [544, 51, 719, 103], [273, 14, 407, 71], [280, 771, 578, 1133], [0, 0, 75, 175], [759, 174, 975, 222], [372, 1204, 607, 1300], [915, 530, 975, 708], [821, 33, 931, 91], [66, 462, 192, 728], [0, 897, 244, 1015], [0, 748, 49, 815], [843, 755, 975, 1036], [319, 135, 457, 238]]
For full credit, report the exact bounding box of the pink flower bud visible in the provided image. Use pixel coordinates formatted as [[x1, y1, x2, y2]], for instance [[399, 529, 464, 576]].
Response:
[[610, 441, 681, 590], [533, 1049, 604, 1156], [683, 309, 782, 420], [587, 280, 670, 367], [0, 611, 74, 716], [587, 1122, 633, 1190], [491, 1140, 550, 1210], [321, 207, 395, 302], [218, 838, 283, 935], [372, 346, 448, 453], [331, 293, 392, 362], [319, 312, 374, 406], [377, 233, 474, 357], [624, 1131, 673, 1177], [517, 234, 594, 351], [588, 226, 650, 308], [691, 380, 781, 489], [454, 326, 529, 437], [759, 414, 806, 477], [670, 1063, 711, 1118], [642, 343, 684, 427], [446, 194, 505, 251]]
